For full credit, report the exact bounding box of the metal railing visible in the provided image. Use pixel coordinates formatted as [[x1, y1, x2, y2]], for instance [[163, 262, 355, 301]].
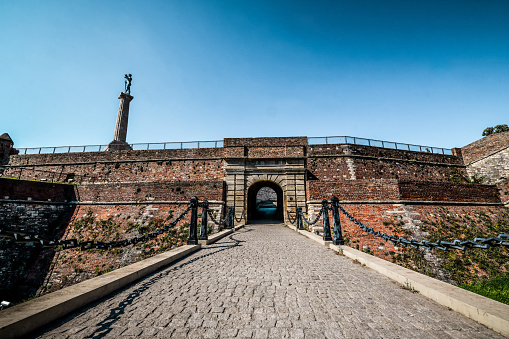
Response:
[[15, 136, 451, 155], [16, 140, 224, 155], [308, 136, 452, 155]]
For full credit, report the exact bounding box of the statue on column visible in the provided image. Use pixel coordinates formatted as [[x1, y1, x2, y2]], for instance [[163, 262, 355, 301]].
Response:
[[124, 74, 132, 95], [104, 74, 134, 151]]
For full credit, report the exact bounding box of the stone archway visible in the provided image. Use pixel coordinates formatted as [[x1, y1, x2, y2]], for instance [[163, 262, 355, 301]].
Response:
[[247, 181, 284, 222]]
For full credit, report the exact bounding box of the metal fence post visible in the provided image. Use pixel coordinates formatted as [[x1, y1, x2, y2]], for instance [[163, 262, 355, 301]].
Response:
[[199, 200, 209, 240], [227, 207, 235, 229], [187, 197, 199, 245], [322, 199, 332, 241], [331, 196, 344, 245], [296, 207, 304, 230]]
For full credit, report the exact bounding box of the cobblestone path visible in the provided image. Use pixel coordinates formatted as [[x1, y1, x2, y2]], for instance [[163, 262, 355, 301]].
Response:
[[34, 224, 502, 338]]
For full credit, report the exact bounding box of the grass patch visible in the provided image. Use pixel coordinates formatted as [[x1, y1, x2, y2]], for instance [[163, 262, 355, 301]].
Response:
[[461, 273, 509, 305]]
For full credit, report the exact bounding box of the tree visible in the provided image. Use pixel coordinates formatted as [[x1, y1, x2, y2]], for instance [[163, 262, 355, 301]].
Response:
[[482, 124, 508, 136]]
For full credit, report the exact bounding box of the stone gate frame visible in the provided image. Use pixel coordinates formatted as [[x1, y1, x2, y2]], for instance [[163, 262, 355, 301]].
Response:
[[224, 158, 307, 224]]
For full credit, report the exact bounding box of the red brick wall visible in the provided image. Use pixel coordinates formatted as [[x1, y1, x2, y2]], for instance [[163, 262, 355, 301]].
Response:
[[6, 149, 224, 184], [77, 181, 223, 202], [398, 181, 500, 203], [0, 178, 76, 202], [308, 144, 462, 164], [224, 137, 307, 147], [497, 179, 509, 205], [462, 131, 509, 164], [39, 203, 198, 295], [307, 179, 400, 201], [306, 144, 466, 184]]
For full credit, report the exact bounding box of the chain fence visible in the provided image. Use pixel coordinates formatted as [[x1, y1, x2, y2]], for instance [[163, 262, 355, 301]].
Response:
[[0, 197, 243, 250], [288, 197, 509, 251]]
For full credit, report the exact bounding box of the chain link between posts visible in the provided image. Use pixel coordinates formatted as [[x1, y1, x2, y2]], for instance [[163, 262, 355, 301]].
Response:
[[0, 204, 192, 250]]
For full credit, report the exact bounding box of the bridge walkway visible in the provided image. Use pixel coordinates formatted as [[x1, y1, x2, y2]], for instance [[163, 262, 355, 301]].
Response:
[[33, 224, 502, 338]]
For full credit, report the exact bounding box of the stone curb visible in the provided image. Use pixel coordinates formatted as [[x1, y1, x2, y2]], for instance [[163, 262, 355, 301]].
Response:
[[288, 225, 509, 337], [198, 224, 244, 246], [329, 244, 509, 337], [0, 244, 201, 339], [287, 224, 331, 246]]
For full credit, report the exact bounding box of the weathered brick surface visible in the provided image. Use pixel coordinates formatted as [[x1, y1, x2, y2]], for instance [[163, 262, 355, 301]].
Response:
[[39, 203, 212, 296], [466, 148, 509, 184], [497, 178, 509, 205], [224, 136, 307, 147], [8, 148, 223, 166], [462, 131, 509, 164], [77, 181, 223, 202], [307, 179, 499, 203], [0, 198, 74, 303], [307, 144, 466, 183], [5, 158, 224, 184], [398, 180, 500, 203], [309, 144, 463, 164], [0, 178, 76, 202], [307, 179, 400, 201]]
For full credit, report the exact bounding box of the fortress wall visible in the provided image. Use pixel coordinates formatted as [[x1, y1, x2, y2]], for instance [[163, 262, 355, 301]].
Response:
[[224, 137, 307, 158], [306, 144, 466, 185], [77, 181, 223, 202], [5, 148, 225, 184], [2, 149, 226, 300], [307, 179, 400, 201], [0, 179, 76, 303], [0, 177, 76, 202], [465, 148, 509, 184], [397, 181, 500, 203], [308, 144, 462, 164], [461, 131, 509, 165], [462, 131, 509, 185], [39, 202, 209, 296], [334, 203, 509, 283], [497, 179, 509, 206]]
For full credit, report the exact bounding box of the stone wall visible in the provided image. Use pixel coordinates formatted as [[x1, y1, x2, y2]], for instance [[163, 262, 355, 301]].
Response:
[[462, 131, 509, 185], [5, 148, 224, 184], [0, 133, 15, 176], [497, 179, 509, 206], [397, 181, 500, 203], [462, 131, 509, 164], [0, 178, 76, 303], [307, 144, 465, 183]]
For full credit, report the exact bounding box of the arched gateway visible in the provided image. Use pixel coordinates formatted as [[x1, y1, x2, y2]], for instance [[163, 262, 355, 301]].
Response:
[[247, 181, 284, 222], [223, 137, 308, 225]]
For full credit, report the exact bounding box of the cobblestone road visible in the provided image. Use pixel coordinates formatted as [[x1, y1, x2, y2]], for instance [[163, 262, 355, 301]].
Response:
[[34, 224, 502, 338]]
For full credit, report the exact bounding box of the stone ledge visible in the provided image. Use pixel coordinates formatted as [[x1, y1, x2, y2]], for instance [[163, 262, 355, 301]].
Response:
[[288, 225, 332, 246], [329, 244, 509, 337], [199, 229, 233, 245], [0, 244, 201, 339]]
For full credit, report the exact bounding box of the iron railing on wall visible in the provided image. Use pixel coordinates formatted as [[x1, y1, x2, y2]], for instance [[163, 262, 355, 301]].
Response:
[[15, 136, 451, 155], [308, 136, 452, 155], [16, 140, 225, 155]]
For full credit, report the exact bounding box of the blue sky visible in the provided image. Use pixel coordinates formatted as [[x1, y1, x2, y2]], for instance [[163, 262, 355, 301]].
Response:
[[1, 0, 508, 149]]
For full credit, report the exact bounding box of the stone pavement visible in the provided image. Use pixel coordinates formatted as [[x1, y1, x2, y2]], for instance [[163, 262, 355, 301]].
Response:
[[32, 224, 503, 338]]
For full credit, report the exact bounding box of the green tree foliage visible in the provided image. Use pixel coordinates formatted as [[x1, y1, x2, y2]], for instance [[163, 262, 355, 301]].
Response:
[[482, 124, 509, 136]]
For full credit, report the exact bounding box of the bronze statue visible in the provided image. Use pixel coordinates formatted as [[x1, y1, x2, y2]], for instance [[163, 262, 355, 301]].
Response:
[[124, 74, 132, 94]]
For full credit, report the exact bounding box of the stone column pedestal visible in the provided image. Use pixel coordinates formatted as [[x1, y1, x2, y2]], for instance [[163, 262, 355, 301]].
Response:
[[105, 92, 133, 151]]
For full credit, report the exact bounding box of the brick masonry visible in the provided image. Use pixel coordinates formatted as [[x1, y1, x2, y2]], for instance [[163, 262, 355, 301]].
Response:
[[0, 179, 76, 302], [2, 135, 508, 298]]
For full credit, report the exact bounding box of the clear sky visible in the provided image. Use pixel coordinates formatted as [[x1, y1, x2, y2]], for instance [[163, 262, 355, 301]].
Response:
[[1, 0, 508, 149]]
